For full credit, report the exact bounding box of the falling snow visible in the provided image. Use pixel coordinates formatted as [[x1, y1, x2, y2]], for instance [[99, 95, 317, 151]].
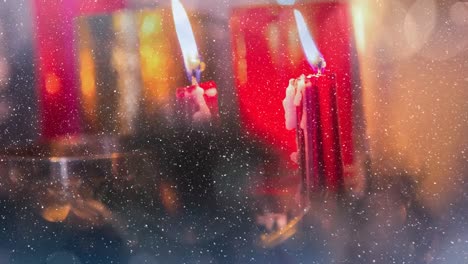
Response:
[[0, 0, 466, 263]]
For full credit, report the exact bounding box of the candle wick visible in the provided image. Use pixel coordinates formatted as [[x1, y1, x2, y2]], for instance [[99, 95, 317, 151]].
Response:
[[316, 58, 326, 76], [191, 75, 199, 86]]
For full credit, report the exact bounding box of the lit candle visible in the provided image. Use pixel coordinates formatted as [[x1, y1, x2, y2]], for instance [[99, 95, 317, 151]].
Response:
[[172, 0, 219, 126], [283, 9, 344, 193]]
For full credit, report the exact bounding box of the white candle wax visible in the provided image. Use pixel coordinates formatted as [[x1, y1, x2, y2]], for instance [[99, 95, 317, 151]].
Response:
[[283, 79, 298, 130], [190, 85, 212, 122]]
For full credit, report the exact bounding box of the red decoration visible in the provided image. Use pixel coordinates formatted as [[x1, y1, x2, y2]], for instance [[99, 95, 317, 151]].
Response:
[[33, 0, 125, 138]]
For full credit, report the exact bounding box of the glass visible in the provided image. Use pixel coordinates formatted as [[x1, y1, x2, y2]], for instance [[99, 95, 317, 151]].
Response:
[[0, 136, 157, 262], [0, 0, 466, 263]]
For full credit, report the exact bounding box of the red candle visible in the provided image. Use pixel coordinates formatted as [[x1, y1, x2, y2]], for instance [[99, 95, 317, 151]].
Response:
[[303, 75, 322, 192], [172, 0, 219, 126], [285, 72, 343, 193], [305, 73, 343, 192], [281, 5, 346, 193]]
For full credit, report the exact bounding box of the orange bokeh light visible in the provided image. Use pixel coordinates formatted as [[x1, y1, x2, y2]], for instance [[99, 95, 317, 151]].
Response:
[[45, 72, 61, 95]]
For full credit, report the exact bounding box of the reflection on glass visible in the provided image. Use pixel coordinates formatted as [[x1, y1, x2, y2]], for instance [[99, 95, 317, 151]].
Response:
[[137, 10, 178, 119], [352, 0, 468, 214]]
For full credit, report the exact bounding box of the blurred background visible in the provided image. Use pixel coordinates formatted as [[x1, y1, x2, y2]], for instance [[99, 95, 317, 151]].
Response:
[[0, 0, 467, 263]]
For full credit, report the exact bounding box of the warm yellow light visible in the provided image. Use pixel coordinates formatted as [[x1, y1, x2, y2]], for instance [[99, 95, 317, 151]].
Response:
[[141, 14, 160, 36], [42, 203, 71, 222], [160, 182, 180, 216], [351, 2, 366, 53], [79, 49, 96, 98], [76, 17, 98, 126], [138, 10, 175, 113], [267, 24, 280, 62], [235, 35, 248, 85]]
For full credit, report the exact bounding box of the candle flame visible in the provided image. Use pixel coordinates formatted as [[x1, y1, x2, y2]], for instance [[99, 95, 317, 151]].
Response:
[[293, 9, 325, 71], [172, 0, 201, 82]]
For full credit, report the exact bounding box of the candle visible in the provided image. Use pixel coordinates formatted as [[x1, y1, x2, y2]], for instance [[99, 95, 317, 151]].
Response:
[[282, 9, 344, 193], [306, 73, 343, 192], [176, 80, 219, 124], [283, 73, 343, 191], [303, 74, 322, 192], [172, 0, 218, 126]]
